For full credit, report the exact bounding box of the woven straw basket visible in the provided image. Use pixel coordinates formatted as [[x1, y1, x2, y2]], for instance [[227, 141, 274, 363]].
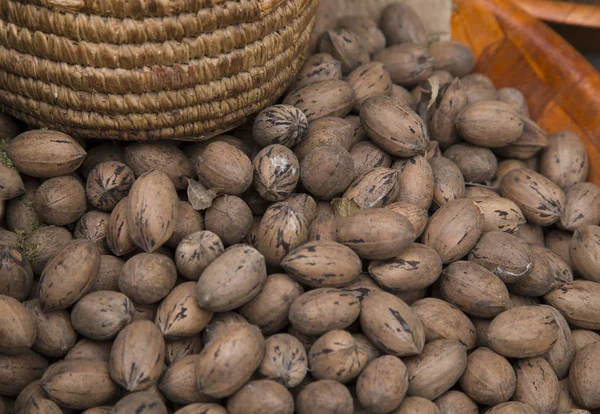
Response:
[[0, 0, 318, 140]]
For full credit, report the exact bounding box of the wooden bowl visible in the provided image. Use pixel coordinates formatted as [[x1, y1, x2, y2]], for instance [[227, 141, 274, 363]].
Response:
[[453, 0, 600, 185]]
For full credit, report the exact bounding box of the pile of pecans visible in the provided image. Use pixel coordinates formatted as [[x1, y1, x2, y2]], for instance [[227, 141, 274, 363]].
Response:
[[0, 2, 599, 414]]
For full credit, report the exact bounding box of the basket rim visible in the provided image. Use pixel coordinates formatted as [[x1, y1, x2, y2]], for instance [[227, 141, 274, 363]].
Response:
[[0, 0, 318, 93], [0, 0, 309, 69]]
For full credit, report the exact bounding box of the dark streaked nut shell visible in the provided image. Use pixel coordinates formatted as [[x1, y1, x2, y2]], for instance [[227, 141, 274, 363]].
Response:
[[252, 105, 308, 148]]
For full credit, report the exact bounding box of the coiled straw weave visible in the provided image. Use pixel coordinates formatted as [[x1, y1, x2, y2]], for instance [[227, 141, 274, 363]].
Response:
[[0, 0, 318, 140]]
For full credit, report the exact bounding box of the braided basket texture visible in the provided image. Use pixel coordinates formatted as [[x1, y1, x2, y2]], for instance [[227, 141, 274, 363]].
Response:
[[0, 0, 318, 140]]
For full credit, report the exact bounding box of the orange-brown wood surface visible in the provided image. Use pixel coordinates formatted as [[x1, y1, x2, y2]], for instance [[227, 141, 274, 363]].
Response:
[[452, 0, 600, 185], [517, 0, 600, 28]]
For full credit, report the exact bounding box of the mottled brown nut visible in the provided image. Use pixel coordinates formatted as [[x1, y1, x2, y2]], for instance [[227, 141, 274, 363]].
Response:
[[385, 202, 428, 237], [252, 105, 308, 148], [259, 333, 307, 388], [494, 117, 548, 160], [347, 62, 392, 112], [124, 142, 195, 189], [545, 229, 573, 266], [404, 339, 468, 400], [435, 391, 478, 414], [81, 142, 126, 178], [293, 53, 343, 92], [472, 196, 526, 234], [369, 243, 442, 292], [373, 44, 433, 85], [412, 298, 477, 350], [282, 80, 355, 122], [38, 240, 100, 311], [0, 350, 48, 396], [360, 290, 425, 357], [226, 380, 294, 414], [282, 193, 317, 224], [515, 222, 545, 246], [468, 231, 534, 283], [460, 73, 499, 103], [164, 336, 203, 366], [126, 170, 178, 253], [85, 161, 134, 211], [542, 305, 575, 379], [245, 216, 261, 248], [429, 40, 475, 77], [119, 253, 176, 305], [155, 282, 212, 339], [0, 295, 36, 355], [569, 341, 600, 409], [545, 280, 600, 330], [289, 288, 360, 336], [71, 291, 134, 341], [500, 168, 565, 226], [281, 241, 361, 287], [509, 245, 561, 297], [175, 231, 224, 281], [570, 226, 600, 283], [110, 320, 165, 392], [112, 389, 167, 413], [356, 356, 408, 414], [345, 114, 368, 147], [197, 244, 266, 312], [498, 87, 530, 118], [6, 177, 41, 234], [166, 200, 204, 249], [158, 354, 213, 405], [308, 202, 337, 242], [395, 397, 441, 414], [390, 84, 418, 111], [459, 347, 516, 406], [361, 96, 428, 157], [488, 306, 559, 358], [491, 159, 528, 188], [34, 175, 87, 226], [64, 338, 112, 362], [41, 359, 119, 409], [337, 208, 415, 260], [195, 323, 265, 398], [318, 29, 370, 75], [429, 78, 469, 150], [74, 210, 109, 254], [253, 145, 300, 202], [0, 163, 24, 202], [393, 155, 434, 210], [429, 156, 466, 207], [24, 225, 71, 275], [6, 130, 86, 178], [342, 167, 399, 209], [239, 273, 303, 335], [456, 100, 524, 148], [444, 143, 498, 183], [183, 135, 253, 161], [105, 197, 136, 256], [204, 196, 252, 246], [195, 141, 253, 195], [560, 182, 600, 231], [423, 199, 484, 264], [337, 15, 386, 55], [379, 3, 427, 45], [540, 130, 589, 190], [257, 202, 308, 267], [439, 261, 510, 318], [294, 116, 354, 161], [513, 357, 560, 414], [465, 186, 500, 198], [0, 244, 33, 301], [308, 330, 369, 383], [296, 380, 353, 414]]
